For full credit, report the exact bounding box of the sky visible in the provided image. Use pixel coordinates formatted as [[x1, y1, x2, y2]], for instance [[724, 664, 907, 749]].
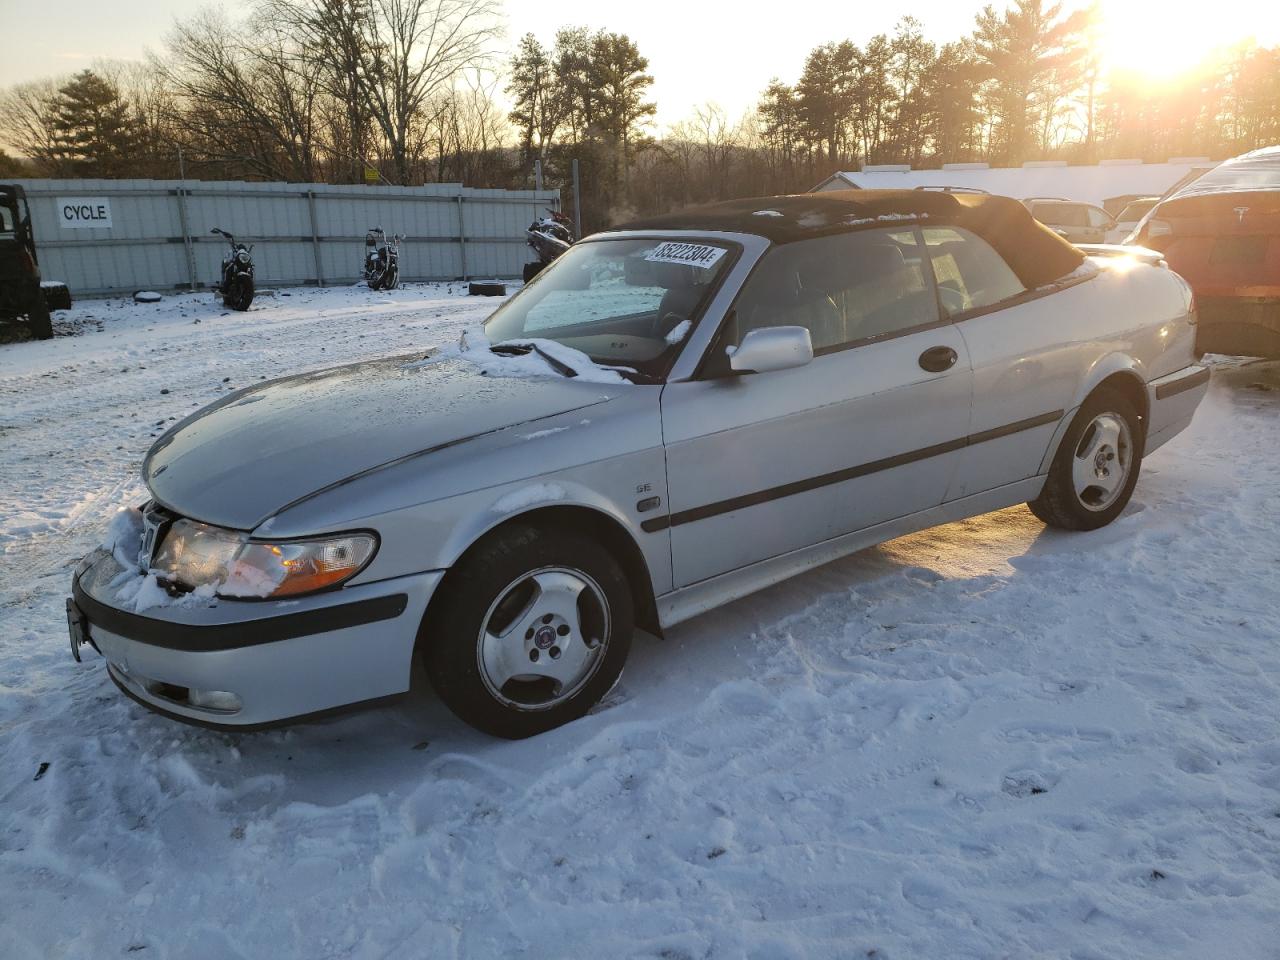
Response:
[[1, 0, 1278, 131]]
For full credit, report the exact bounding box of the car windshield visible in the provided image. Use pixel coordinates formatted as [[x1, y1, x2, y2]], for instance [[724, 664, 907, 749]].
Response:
[[1118, 200, 1157, 222], [484, 236, 736, 382]]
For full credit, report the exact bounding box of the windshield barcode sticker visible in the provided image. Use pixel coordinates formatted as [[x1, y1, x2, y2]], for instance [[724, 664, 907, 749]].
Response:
[[644, 242, 727, 269]]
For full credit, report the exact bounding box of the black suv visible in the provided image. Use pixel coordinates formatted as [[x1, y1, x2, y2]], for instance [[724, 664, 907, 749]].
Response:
[[1, 184, 54, 339]]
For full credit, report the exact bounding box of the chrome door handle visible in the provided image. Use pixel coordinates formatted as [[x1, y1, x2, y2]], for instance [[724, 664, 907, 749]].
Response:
[[918, 346, 958, 372]]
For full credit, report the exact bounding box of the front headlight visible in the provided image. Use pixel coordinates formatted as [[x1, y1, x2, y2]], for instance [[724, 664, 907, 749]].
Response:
[[236, 250, 251, 264], [152, 519, 377, 598]]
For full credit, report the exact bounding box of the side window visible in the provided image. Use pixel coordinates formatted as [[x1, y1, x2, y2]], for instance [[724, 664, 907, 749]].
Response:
[[0, 205, 13, 236], [729, 228, 939, 353], [1087, 206, 1112, 228], [922, 227, 1027, 316], [1035, 202, 1087, 228]]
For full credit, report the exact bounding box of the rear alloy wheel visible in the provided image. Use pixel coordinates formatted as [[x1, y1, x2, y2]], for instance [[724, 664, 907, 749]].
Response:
[[1029, 387, 1143, 531], [423, 525, 633, 738]]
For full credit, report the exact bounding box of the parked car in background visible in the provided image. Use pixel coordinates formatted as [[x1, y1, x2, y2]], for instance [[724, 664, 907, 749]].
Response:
[[1128, 145, 1280, 358], [1108, 197, 1160, 243], [68, 190, 1208, 739], [1024, 197, 1118, 244]]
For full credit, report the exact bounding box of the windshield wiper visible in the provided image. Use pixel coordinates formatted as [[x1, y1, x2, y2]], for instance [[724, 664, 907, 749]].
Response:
[[489, 342, 578, 378]]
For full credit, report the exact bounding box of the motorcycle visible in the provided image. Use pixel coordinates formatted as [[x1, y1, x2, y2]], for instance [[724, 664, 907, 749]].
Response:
[[364, 226, 402, 290], [210, 228, 254, 311], [524, 209, 575, 283]]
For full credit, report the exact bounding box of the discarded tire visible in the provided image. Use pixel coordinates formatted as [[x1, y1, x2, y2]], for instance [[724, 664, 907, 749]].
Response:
[[468, 281, 507, 297], [41, 282, 72, 311], [133, 290, 163, 304]]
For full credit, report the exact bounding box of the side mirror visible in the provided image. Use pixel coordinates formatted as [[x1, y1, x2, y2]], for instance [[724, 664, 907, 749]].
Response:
[[728, 326, 814, 375]]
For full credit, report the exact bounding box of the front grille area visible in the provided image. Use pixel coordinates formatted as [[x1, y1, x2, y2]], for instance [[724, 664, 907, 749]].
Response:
[[139, 501, 177, 569]]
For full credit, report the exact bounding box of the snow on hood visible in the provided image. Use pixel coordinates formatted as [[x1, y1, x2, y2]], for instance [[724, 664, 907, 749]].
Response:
[[435, 326, 634, 384], [144, 349, 621, 531]]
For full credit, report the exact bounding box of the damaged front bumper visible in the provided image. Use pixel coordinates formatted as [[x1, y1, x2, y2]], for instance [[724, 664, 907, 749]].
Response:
[[69, 549, 443, 729]]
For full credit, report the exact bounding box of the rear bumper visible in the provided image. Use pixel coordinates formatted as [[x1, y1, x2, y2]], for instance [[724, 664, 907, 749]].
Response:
[[1146, 364, 1210, 454], [71, 549, 443, 727], [1195, 296, 1280, 358]]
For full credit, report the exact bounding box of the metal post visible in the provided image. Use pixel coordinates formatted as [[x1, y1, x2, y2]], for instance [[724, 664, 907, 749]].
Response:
[[571, 158, 582, 239], [534, 158, 543, 191], [456, 194, 468, 280], [174, 186, 197, 291], [306, 190, 324, 287]]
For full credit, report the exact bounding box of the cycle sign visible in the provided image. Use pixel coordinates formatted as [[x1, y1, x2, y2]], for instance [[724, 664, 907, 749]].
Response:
[[57, 197, 113, 229]]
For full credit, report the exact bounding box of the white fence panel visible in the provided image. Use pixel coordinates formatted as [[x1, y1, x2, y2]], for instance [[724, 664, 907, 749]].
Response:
[[15, 178, 559, 296]]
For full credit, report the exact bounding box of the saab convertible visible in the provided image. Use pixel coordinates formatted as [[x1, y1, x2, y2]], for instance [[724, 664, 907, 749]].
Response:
[[68, 190, 1210, 738]]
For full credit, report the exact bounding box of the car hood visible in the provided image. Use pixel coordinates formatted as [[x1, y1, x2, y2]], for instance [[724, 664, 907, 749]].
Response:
[[144, 353, 621, 530]]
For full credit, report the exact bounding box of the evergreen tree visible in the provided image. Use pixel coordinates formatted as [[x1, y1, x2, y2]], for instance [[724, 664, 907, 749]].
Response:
[[49, 70, 133, 176], [507, 33, 561, 164], [589, 30, 655, 195], [972, 0, 1089, 163]]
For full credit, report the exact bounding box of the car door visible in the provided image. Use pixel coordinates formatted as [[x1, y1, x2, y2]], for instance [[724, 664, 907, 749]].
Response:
[[921, 225, 1075, 500], [658, 228, 974, 589]]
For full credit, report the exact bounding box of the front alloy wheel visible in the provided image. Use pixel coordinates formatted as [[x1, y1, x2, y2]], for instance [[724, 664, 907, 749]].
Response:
[[424, 525, 633, 738], [478, 567, 610, 710]]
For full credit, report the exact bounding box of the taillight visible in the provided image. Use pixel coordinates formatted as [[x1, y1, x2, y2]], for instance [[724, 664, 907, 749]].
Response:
[[18, 248, 36, 276]]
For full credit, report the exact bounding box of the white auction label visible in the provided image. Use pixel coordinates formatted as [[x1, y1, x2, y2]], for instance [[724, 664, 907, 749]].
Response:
[[643, 242, 726, 269]]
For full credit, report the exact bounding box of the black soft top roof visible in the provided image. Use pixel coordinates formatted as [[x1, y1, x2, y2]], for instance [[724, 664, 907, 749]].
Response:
[[617, 189, 1084, 289]]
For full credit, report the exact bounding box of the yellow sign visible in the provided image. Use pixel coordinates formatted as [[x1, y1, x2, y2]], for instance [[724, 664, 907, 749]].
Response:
[[363, 166, 379, 184]]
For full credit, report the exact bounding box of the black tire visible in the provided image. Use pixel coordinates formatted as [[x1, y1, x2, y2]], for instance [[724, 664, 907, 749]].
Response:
[[383, 264, 399, 290], [522, 261, 545, 284], [42, 282, 72, 312], [468, 280, 507, 297], [26, 295, 53, 339], [423, 524, 633, 739], [1028, 387, 1144, 531], [226, 276, 254, 311]]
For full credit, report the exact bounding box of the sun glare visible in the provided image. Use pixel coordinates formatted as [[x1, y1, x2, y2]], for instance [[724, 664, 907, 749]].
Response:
[[1096, 0, 1260, 82]]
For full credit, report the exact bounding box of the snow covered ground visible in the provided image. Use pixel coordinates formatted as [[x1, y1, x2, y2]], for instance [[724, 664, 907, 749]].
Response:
[[2, 287, 1279, 959]]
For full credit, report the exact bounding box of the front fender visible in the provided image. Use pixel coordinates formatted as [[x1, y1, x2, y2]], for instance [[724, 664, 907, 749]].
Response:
[[436, 477, 649, 576]]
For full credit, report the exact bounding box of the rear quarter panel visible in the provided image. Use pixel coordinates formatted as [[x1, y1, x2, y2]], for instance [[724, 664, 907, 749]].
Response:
[[953, 259, 1196, 496]]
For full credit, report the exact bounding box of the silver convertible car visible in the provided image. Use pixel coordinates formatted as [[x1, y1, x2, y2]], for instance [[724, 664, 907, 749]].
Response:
[[68, 191, 1209, 738]]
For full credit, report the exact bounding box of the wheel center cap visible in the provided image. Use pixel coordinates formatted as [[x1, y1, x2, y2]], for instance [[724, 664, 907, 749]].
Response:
[[534, 625, 557, 650], [1095, 448, 1109, 470]]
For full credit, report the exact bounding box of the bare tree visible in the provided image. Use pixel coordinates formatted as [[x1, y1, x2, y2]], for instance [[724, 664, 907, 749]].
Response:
[[165, 9, 322, 180], [0, 78, 63, 172], [352, 0, 502, 184]]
